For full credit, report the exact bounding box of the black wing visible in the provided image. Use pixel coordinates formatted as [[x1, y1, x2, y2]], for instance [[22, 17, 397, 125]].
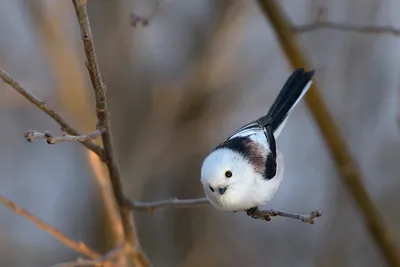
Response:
[[256, 68, 314, 134], [226, 68, 315, 179]]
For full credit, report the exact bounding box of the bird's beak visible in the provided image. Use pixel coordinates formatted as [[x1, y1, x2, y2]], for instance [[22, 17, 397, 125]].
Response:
[[218, 186, 227, 195]]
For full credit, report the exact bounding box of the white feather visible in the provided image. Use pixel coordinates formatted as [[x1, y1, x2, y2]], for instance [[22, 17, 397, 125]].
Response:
[[200, 74, 312, 212], [200, 130, 284, 211]]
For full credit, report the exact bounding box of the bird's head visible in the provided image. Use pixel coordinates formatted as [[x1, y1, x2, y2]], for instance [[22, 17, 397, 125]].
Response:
[[200, 147, 259, 211]]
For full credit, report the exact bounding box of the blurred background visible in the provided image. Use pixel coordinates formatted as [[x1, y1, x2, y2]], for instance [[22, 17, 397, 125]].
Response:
[[0, 0, 399, 266]]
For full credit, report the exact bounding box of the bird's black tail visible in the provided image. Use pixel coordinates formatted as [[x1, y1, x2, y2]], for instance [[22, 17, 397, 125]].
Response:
[[257, 68, 315, 137]]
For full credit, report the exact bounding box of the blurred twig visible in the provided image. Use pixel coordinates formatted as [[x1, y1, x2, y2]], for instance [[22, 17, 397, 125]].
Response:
[[0, 194, 101, 259], [87, 151, 125, 265], [131, 1, 247, 180], [29, 0, 96, 126], [175, 0, 246, 126], [129, 197, 322, 224], [51, 261, 104, 267], [50, 244, 124, 267], [130, 0, 163, 27], [295, 22, 400, 35], [294, 7, 400, 35], [0, 68, 105, 160], [72, 1, 151, 266], [256, 0, 400, 266], [24, 129, 103, 144]]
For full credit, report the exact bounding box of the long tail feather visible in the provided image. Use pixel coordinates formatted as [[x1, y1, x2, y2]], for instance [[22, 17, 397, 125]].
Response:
[[257, 68, 314, 137]]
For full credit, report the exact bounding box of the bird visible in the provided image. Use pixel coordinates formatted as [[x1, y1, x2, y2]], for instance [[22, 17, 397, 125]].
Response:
[[200, 68, 315, 212]]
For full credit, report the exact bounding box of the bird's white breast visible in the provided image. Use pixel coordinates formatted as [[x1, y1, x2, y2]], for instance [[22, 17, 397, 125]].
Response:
[[201, 127, 285, 211]]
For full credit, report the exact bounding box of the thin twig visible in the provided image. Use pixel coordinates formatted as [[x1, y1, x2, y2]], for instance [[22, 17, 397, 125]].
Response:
[[293, 6, 400, 35], [51, 258, 112, 267], [50, 260, 104, 267], [50, 244, 124, 267], [130, 197, 322, 224], [0, 194, 101, 259], [24, 129, 103, 144], [295, 21, 400, 35], [246, 207, 322, 224], [256, 1, 400, 266], [130, 197, 210, 211], [0, 68, 105, 160], [71, 1, 151, 266], [130, 0, 163, 27]]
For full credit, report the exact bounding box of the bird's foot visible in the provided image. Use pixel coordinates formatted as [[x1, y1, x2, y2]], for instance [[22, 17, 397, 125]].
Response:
[[246, 207, 272, 222]]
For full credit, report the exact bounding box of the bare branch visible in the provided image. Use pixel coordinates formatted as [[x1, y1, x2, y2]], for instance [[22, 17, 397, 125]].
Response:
[[246, 207, 322, 224], [71, 1, 151, 266], [0, 68, 105, 160], [0, 194, 101, 259], [129, 197, 322, 224], [50, 244, 124, 267], [256, 0, 400, 266], [50, 260, 103, 267], [24, 129, 102, 145], [295, 21, 400, 35], [293, 7, 400, 35], [87, 151, 126, 266], [130, 197, 210, 211]]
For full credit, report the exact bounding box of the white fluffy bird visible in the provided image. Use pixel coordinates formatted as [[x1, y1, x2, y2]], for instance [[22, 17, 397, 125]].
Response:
[[200, 68, 315, 212]]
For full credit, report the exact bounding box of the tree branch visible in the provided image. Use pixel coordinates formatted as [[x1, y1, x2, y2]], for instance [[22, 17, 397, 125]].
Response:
[[129, 197, 322, 224], [0, 194, 101, 260], [293, 7, 400, 36], [87, 151, 125, 266], [246, 207, 322, 224], [71, 1, 151, 266], [130, 197, 210, 211], [51, 260, 105, 267], [24, 129, 103, 144], [295, 21, 400, 35], [50, 244, 124, 267], [0, 68, 104, 158], [256, 1, 400, 266], [0, 68, 105, 160]]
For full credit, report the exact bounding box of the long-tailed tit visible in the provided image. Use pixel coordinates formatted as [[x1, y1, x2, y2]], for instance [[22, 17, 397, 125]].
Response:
[[200, 68, 315, 212]]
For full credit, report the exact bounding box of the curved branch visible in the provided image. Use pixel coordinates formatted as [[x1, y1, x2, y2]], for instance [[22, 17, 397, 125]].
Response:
[[256, 1, 400, 266]]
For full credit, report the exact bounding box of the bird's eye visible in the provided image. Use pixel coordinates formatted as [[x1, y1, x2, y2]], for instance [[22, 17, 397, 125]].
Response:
[[225, 171, 232, 178], [209, 186, 215, 192]]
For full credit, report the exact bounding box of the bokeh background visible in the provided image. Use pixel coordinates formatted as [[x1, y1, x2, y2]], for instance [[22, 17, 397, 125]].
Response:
[[0, 0, 399, 266]]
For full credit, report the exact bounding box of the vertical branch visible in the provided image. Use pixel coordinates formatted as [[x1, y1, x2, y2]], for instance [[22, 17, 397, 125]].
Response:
[[88, 151, 126, 267], [256, 1, 400, 267], [29, 2, 125, 263], [71, 1, 151, 266]]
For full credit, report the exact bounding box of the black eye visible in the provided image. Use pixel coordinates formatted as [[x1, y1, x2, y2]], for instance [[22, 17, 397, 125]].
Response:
[[209, 186, 214, 192], [225, 171, 232, 178]]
